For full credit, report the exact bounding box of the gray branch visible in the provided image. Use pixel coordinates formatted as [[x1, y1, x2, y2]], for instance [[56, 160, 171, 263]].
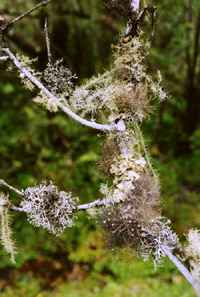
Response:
[[0, 179, 23, 196], [2, 1, 50, 30], [1, 48, 125, 133], [162, 245, 200, 294], [0, 56, 8, 60], [0, 201, 25, 212]]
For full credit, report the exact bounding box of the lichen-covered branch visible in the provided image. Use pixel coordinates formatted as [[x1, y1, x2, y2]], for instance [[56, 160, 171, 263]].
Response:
[[162, 245, 200, 294], [0, 0, 199, 294], [1, 48, 122, 132]]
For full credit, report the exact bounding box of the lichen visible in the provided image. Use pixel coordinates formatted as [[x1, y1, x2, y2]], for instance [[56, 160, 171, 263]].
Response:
[[0, 192, 17, 263], [20, 181, 78, 236]]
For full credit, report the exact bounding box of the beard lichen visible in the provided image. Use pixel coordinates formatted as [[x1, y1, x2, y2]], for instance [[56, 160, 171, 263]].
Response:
[[69, 32, 167, 126], [0, 192, 17, 264]]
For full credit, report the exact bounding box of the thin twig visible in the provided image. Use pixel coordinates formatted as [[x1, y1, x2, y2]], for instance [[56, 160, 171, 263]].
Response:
[[0, 56, 9, 60], [0, 179, 24, 196], [0, 201, 25, 212], [162, 245, 200, 295], [149, 9, 157, 46], [44, 17, 52, 63], [2, 1, 50, 31], [1, 47, 124, 132], [77, 197, 116, 211]]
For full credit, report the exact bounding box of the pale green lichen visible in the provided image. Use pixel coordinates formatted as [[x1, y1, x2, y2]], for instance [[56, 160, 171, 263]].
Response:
[[86, 207, 97, 219], [69, 33, 167, 125], [184, 229, 200, 282], [110, 155, 146, 202], [0, 192, 17, 264], [33, 91, 60, 112], [16, 53, 41, 91]]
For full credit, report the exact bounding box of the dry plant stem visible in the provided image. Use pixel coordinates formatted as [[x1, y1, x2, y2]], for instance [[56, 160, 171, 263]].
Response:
[[162, 245, 200, 294], [44, 17, 52, 63], [1, 47, 124, 133], [149, 9, 157, 46]]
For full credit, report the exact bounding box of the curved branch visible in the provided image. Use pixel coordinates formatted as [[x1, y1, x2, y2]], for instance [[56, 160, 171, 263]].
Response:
[[1, 47, 125, 132]]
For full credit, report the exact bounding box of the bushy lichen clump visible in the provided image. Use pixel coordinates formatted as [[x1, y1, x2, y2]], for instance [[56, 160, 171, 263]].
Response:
[[97, 173, 178, 267], [69, 34, 167, 124], [20, 181, 78, 236], [43, 59, 77, 97]]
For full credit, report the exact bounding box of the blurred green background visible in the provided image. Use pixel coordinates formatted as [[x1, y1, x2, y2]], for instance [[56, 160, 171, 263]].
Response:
[[0, 0, 200, 296]]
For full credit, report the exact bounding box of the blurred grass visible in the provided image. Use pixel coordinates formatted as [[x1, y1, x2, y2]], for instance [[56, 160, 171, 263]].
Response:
[[0, 251, 196, 297]]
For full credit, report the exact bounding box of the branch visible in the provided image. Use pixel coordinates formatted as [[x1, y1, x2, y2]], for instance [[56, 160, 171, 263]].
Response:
[[0, 201, 25, 212], [1, 1, 50, 32], [130, 0, 140, 12], [162, 245, 200, 295], [1, 180, 200, 295], [0, 56, 8, 60], [77, 199, 110, 211], [1, 47, 125, 132], [0, 179, 23, 196]]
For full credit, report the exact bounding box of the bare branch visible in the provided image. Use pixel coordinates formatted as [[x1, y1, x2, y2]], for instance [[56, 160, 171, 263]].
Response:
[[0, 56, 8, 60], [149, 9, 157, 46], [0, 179, 23, 196], [44, 17, 52, 63], [1, 47, 124, 132], [2, 1, 50, 31]]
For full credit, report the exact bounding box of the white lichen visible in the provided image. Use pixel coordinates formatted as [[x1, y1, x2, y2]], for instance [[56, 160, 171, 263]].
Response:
[[20, 181, 78, 236]]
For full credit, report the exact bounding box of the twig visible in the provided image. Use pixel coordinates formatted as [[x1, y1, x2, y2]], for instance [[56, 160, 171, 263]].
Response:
[[0, 179, 24, 196], [148, 8, 157, 46], [2, 1, 50, 32], [1, 47, 125, 132], [0, 201, 25, 212], [0, 56, 8, 60], [44, 17, 52, 63], [77, 199, 109, 211], [162, 245, 200, 295]]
